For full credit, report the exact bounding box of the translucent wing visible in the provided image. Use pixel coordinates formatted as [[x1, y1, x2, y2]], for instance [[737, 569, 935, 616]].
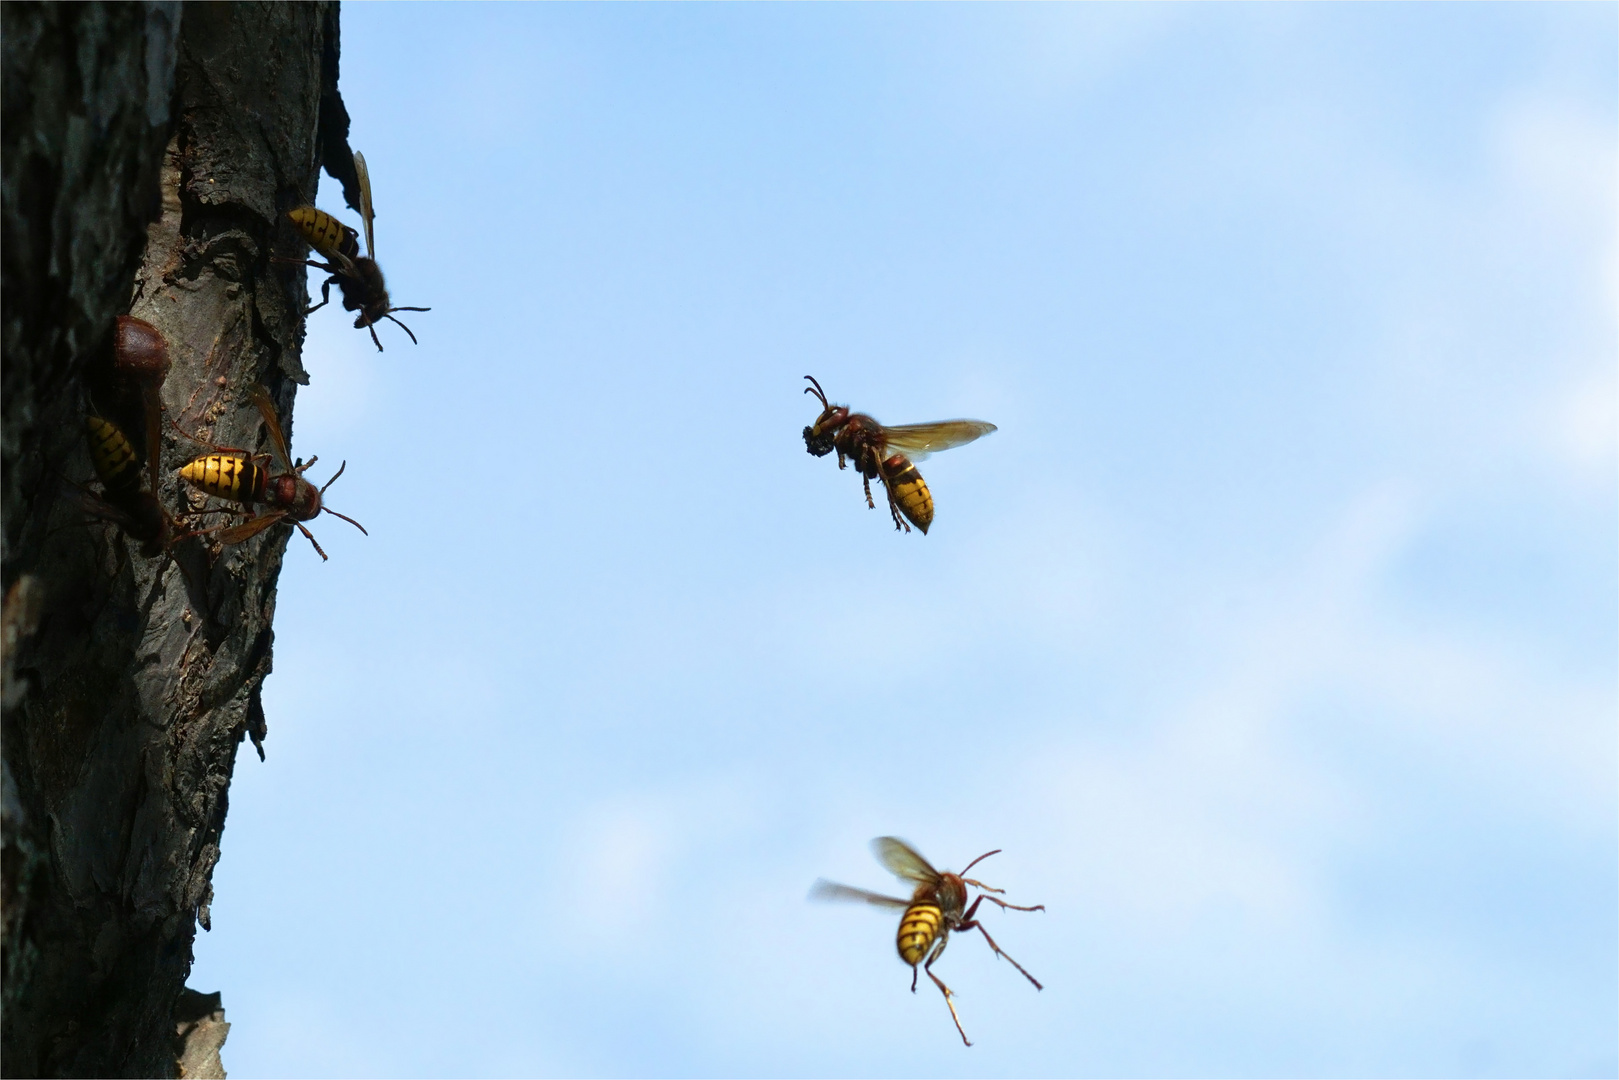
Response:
[[325, 229, 360, 275], [62, 485, 139, 532], [216, 512, 286, 546], [354, 151, 375, 260], [872, 837, 941, 886], [248, 387, 293, 472], [880, 420, 996, 463], [808, 879, 910, 909]]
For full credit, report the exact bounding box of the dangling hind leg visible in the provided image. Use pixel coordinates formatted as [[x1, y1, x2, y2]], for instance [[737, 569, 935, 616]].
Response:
[[876, 463, 910, 532], [885, 485, 908, 532], [922, 937, 970, 1046]]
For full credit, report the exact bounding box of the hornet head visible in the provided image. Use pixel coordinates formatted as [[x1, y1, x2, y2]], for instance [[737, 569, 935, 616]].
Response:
[[802, 375, 846, 457]]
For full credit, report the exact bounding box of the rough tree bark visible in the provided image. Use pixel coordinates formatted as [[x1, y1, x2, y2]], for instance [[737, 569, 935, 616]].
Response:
[[3, 4, 354, 1075]]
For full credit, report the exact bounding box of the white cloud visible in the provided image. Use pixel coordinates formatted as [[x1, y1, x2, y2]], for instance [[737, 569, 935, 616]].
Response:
[[1544, 367, 1619, 481], [1489, 93, 1618, 487], [1023, 488, 1413, 922], [555, 802, 671, 946], [541, 775, 775, 957], [1025, 473, 1612, 931], [1491, 94, 1619, 251]]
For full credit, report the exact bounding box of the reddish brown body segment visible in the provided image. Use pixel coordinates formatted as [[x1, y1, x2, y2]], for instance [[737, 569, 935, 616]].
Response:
[[113, 315, 170, 381]]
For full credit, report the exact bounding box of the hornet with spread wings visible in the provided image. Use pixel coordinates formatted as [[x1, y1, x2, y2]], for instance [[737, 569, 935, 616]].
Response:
[[802, 376, 995, 534], [810, 837, 1044, 1046]]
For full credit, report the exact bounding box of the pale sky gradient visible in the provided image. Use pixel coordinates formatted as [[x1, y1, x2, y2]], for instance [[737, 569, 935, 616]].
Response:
[[188, 5, 1616, 1077]]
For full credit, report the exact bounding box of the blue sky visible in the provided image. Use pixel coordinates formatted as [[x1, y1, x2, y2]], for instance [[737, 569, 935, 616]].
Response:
[[188, 5, 1616, 1076]]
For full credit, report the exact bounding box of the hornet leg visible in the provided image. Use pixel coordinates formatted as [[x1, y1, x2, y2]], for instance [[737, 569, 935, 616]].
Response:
[[309, 276, 335, 314], [963, 893, 1046, 918], [295, 521, 329, 561], [885, 484, 908, 532], [922, 938, 970, 1046], [174, 514, 255, 545], [271, 259, 339, 313], [280, 266, 340, 315], [876, 460, 909, 532], [978, 894, 1046, 914], [957, 916, 1043, 991]]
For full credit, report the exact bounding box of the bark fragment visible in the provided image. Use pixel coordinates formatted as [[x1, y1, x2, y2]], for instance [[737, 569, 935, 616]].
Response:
[[172, 989, 228, 1080]]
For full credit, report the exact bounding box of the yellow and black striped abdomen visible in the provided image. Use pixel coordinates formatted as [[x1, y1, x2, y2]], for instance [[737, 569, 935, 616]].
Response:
[[86, 416, 140, 490], [179, 455, 266, 505], [884, 457, 934, 534], [897, 902, 943, 966], [288, 207, 359, 262]]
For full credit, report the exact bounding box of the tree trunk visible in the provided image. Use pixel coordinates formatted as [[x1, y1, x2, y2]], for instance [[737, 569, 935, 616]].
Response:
[[2, 4, 351, 1075]]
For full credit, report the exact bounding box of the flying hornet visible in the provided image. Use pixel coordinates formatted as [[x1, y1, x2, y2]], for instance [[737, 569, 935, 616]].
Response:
[[175, 387, 366, 560], [802, 376, 995, 534], [810, 837, 1044, 1046], [286, 151, 429, 351]]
